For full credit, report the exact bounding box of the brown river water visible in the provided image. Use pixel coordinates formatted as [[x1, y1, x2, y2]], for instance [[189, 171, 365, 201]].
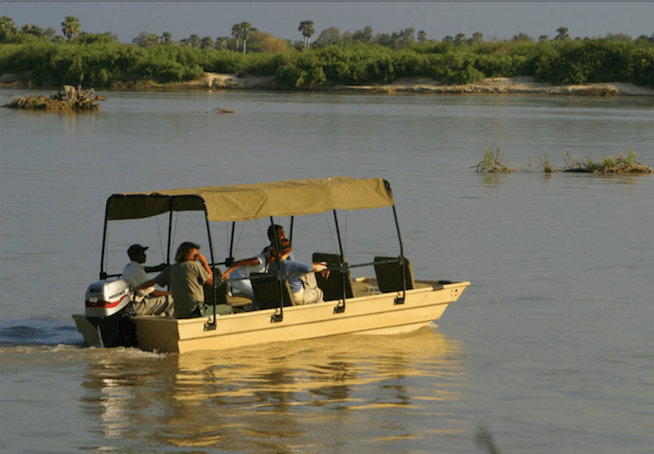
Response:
[[1, 88, 652, 453]]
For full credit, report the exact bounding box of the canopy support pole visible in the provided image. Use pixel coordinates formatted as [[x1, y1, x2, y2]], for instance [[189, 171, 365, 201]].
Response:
[[391, 204, 407, 305], [166, 199, 174, 264], [99, 204, 110, 280], [204, 205, 218, 330], [269, 216, 284, 322], [332, 210, 347, 314], [226, 222, 236, 267]]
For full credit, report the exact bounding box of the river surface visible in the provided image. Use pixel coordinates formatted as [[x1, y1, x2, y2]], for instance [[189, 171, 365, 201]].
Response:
[[1, 88, 653, 454]]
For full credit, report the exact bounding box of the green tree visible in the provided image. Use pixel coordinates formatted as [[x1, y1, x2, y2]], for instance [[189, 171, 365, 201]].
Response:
[[353, 25, 373, 43], [44, 26, 57, 41], [231, 23, 241, 50], [61, 15, 81, 41], [239, 22, 253, 53], [398, 28, 415, 47], [298, 20, 315, 49], [315, 27, 340, 48], [469, 32, 484, 45], [184, 34, 201, 48], [132, 31, 158, 47], [0, 16, 19, 42], [161, 31, 173, 45], [417, 30, 428, 43], [231, 22, 253, 53], [555, 27, 569, 41], [512, 32, 533, 43], [215, 36, 230, 50], [21, 23, 46, 38], [201, 36, 214, 49]]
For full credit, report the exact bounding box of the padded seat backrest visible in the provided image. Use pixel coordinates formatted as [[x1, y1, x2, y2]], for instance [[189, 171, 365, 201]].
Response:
[[374, 256, 415, 293], [250, 273, 294, 309], [204, 267, 228, 306], [312, 252, 354, 301]]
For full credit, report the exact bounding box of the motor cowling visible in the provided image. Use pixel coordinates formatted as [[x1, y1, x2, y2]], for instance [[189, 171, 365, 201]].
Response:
[[85, 279, 131, 318]]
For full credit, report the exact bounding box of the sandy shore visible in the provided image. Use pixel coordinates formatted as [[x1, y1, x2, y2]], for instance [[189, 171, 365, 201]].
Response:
[[191, 73, 654, 96], [2, 72, 652, 96]]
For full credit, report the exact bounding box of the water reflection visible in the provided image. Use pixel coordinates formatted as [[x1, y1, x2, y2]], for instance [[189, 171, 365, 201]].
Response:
[[81, 328, 465, 451]]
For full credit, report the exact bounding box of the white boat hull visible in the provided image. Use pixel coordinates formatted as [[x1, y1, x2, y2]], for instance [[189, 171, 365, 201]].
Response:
[[129, 280, 469, 353]]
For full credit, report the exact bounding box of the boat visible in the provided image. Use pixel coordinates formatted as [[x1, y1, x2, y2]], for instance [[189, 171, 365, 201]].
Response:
[[73, 177, 470, 353]]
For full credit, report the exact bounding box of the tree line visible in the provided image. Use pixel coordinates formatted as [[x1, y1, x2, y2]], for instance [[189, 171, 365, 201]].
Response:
[[1, 15, 652, 89]]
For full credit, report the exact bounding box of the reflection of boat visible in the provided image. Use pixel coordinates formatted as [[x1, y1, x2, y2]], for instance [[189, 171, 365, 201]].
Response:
[[73, 177, 470, 353]]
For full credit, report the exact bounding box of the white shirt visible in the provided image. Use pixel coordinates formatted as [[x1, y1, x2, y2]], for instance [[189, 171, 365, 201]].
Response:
[[122, 261, 154, 302]]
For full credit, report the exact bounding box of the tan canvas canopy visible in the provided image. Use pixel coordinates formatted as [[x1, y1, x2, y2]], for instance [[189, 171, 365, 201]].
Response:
[[105, 177, 395, 222]]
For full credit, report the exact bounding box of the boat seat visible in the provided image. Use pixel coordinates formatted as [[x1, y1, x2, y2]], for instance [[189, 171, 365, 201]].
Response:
[[250, 273, 294, 309], [312, 252, 354, 301], [373, 256, 415, 293], [203, 267, 229, 306]]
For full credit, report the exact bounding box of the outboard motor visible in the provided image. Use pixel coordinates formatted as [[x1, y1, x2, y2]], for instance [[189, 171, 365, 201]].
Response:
[[84, 279, 137, 347]]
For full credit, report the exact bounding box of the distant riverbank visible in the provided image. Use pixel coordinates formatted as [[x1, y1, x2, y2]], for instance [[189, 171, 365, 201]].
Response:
[[160, 73, 654, 97], [3, 72, 653, 97]]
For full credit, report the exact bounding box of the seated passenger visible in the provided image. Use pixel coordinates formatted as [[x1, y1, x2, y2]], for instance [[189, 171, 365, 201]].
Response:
[[222, 253, 268, 301], [122, 244, 174, 316], [267, 239, 329, 305], [262, 224, 295, 260], [138, 242, 233, 319]]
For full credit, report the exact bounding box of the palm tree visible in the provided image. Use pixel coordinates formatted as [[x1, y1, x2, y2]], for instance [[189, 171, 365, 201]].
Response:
[[161, 31, 173, 45], [239, 22, 252, 53], [201, 36, 214, 49], [231, 23, 241, 50], [61, 15, 81, 41], [555, 27, 569, 41], [298, 20, 315, 49]]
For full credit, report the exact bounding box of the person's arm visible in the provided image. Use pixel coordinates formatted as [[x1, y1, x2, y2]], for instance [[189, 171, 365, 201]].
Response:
[[196, 253, 214, 286], [150, 289, 171, 297], [223, 257, 262, 278], [312, 262, 330, 279], [135, 267, 168, 291], [135, 279, 156, 290], [144, 262, 167, 273]]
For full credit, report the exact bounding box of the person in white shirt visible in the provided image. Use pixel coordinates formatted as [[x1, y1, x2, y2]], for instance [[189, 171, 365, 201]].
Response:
[[122, 244, 174, 316]]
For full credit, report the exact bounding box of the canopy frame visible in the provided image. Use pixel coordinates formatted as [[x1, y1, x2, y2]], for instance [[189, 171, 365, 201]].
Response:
[[97, 178, 409, 327]]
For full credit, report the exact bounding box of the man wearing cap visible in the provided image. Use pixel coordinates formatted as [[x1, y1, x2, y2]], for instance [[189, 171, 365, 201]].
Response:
[[122, 244, 174, 316]]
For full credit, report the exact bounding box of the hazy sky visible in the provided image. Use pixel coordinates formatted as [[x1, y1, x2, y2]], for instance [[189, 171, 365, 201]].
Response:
[[3, 2, 652, 44]]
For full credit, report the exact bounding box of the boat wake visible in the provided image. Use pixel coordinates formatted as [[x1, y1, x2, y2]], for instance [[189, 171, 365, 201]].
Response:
[[0, 318, 83, 347]]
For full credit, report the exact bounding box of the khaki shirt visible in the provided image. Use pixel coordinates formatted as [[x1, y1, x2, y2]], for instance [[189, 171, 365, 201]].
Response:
[[155, 261, 209, 318]]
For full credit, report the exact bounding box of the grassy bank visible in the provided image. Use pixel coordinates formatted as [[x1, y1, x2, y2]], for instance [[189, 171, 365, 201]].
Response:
[[1, 38, 652, 90]]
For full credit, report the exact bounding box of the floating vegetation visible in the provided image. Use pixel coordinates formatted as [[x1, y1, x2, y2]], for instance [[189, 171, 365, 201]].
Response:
[[562, 150, 652, 174], [474, 147, 516, 173], [476, 148, 652, 174], [3, 85, 103, 112]]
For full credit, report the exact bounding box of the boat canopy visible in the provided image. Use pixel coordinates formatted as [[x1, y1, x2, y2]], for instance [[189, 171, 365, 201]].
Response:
[[105, 177, 395, 222]]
